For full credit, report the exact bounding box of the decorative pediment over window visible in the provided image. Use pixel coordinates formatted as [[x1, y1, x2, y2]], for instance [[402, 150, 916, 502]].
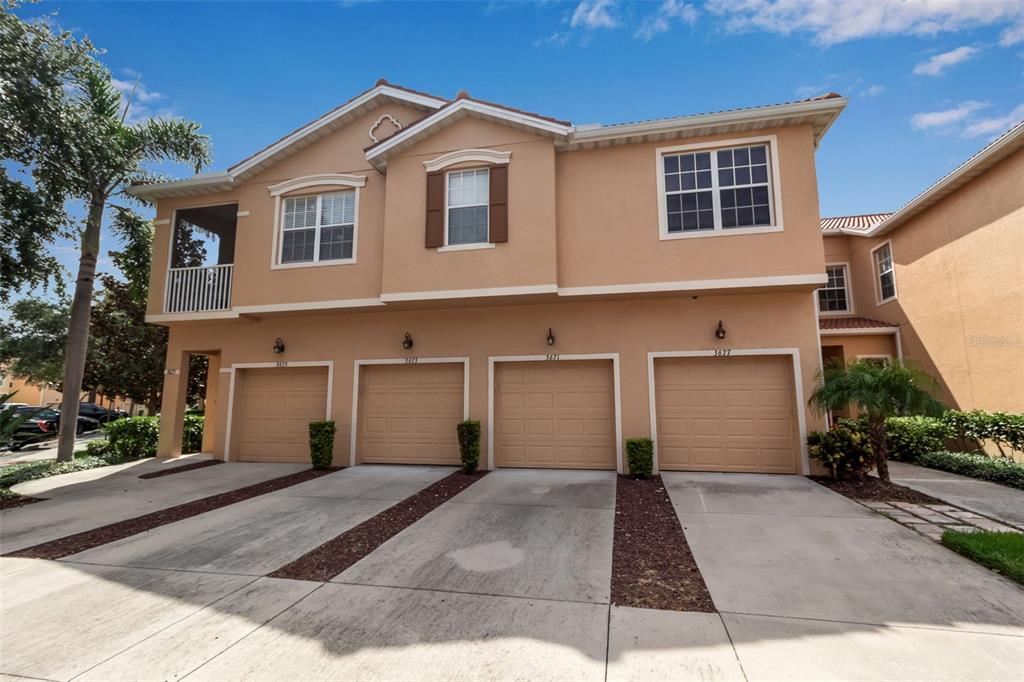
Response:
[[423, 148, 512, 172], [268, 173, 367, 197]]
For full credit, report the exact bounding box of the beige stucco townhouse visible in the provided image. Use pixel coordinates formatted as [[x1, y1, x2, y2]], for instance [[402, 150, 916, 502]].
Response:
[[128, 80, 850, 474], [818, 121, 1023, 415]]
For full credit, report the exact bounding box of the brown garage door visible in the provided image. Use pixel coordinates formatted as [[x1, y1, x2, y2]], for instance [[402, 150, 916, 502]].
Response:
[[358, 363, 464, 465], [495, 360, 616, 469], [654, 355, 798, 473], [235, 366, 329, 463]]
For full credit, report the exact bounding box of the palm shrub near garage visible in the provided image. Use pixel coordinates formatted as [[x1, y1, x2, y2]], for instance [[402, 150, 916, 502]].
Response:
[[625, 438, 654, 478], [807, 422, 873, 480], [809, 359, 944, 483], [457, 420, 481, 473], [308, 421, 336, 470]]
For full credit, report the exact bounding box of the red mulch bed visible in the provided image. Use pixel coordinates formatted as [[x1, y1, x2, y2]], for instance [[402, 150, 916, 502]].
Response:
[[612, 475, 715, 612], [811, 475, 943, 504], [4, 467, 341, 560], [1, 494, 44, 510], [138, 459, 224, 479], [270, 470, 487, 582]]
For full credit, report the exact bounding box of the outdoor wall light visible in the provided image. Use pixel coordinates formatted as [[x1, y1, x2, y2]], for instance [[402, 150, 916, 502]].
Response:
[[546, 328, 556, 346], [402, 332, 414, 350], [715, 321, 727, 340], [272, 338, 286, 354]]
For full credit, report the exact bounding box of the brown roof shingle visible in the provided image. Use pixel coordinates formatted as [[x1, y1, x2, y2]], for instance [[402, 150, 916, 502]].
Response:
[[820, 213, 893, 233], [819, 316, 899, 331]]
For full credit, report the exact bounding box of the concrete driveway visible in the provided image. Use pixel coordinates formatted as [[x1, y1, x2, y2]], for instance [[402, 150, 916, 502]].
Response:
[[664, 472, 1024, 680]]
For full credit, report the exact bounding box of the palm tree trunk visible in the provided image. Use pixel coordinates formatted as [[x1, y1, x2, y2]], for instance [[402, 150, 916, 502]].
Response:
[[868, 415, 890, 483], [56, 194, 105, 462]]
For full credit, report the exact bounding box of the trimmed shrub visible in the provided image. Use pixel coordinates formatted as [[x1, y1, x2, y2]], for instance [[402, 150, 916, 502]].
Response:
[[807, 423, 874, 480], [885, 416, 950, 463], [457, 420, 481, 474], [103, 416, 160, 462], [918, 450, 1024, 490], [308, 421, 336, 470], [84, 439, 111, 459], [625, 438, 654, 478], [182, 414, 204, 454], [940, 410, 1024, 456]]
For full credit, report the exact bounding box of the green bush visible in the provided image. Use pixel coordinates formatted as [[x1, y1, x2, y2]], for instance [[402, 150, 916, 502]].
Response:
[[83, 439, 111, 459], [940, 410, 1024, 456], [103, 416, 159, 461], [625, 438, 654, 478], [457, 420, 481, 474], [807, 423, 874, 480], [308, 421, 336, 470], [0, 456, 110, 489], [885, 416, 950, 462], [182, 414, 204, 454], [918, 450, 1024, 490]]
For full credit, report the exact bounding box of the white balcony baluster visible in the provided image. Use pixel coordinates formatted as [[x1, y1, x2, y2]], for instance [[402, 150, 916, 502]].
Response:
[[165, 264, 233, 313]]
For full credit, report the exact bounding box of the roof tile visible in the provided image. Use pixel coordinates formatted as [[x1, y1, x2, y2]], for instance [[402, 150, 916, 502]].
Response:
[[820, 316, 899, 330]]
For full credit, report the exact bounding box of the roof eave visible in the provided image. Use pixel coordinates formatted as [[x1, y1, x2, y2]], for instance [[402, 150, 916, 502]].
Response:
[[125, 173, 235, 200]]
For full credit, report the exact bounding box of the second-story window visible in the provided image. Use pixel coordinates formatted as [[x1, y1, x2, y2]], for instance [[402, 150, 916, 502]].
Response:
[[280, 191, 355, 264], [660, 142, 775, 237], [818, 264, 851, 313], [447, 168, 489, 245], [873, 242, 897, 303]]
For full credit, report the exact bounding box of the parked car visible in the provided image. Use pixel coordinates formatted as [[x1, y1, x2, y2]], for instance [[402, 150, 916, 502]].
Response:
[[77, 402, 124, 424], [4, 406, 100, 450]]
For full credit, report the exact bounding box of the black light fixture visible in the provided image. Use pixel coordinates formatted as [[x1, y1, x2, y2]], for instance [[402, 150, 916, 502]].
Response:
[[272, 337, 286, 354], [402, 332, 414, 350], [546, 328, 556, 346], [715, 321, 727, 340]]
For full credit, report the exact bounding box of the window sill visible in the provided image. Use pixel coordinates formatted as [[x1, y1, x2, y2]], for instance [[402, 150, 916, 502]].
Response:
[[272, 258, 357, 270], [876, 295, 898, 307], [819, 310, 853, 317], [659, 224, 783, 241], [437, 243, 496, 253]]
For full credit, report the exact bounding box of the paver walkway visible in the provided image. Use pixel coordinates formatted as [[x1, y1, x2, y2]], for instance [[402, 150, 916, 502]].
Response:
[[888, 460, 1024, 530], [861, 499, 1022, 540]]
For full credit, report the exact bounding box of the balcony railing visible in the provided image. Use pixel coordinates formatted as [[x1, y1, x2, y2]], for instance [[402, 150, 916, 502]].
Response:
[[165, 264, 233, 313]]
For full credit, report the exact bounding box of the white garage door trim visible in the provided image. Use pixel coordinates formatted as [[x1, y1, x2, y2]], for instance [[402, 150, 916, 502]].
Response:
[[349, 357, 470, 467], [488, 353, 624, 473], [646, 348, 809, 475], [223, 360, 334, 462]]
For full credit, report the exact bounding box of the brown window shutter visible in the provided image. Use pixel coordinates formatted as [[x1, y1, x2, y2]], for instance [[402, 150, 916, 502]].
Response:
[[489, 165, 508, 243], [425, 170, 444, 248]]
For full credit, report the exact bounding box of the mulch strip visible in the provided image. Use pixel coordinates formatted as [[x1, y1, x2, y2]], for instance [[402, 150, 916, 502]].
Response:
[[0, 494, 44, 510], [811, 475, 943, 505], [138, 459, 224, 479], [4, 467, 342, 560], [612, 475, 715, 612], [270, 469, 487, 582]]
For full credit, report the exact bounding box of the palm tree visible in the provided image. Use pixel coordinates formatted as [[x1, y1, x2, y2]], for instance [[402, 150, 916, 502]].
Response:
[[54, 67, 210, 462], [809, 358, 944, 483]]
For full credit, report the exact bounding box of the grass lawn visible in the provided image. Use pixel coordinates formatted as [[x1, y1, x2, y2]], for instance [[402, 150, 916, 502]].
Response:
[[942, 530, 1024, 586]]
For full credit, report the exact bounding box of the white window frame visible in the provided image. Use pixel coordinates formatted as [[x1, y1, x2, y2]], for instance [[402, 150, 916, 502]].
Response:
[[856, 354, 892, 367], [871, 240, 897, 305], [441, 167, 494, 252], [268, 174, 365, 270], [655, 135, 784, 241], [818, 262, 853, 316]]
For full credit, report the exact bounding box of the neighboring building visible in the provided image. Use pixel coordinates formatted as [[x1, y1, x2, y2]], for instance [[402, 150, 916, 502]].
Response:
[[0, 374, 62, 407], [128, 80, 848, 473], [820, 121, 1023, 414]]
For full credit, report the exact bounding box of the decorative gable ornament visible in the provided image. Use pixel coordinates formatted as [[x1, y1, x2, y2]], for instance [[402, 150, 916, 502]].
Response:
[[369, 114, 402, 143]]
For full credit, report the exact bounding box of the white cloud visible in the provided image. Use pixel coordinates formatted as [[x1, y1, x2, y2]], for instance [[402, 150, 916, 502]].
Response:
[[962, 103, 1024, 137], [110, 74, 172, 124], [635, 0, 698, 41], [706, 0, 1024, 46], [1001, 21, 1024, 45], [862, 84, 885, 97], [570, 0, 618, 29], [911, 101, 989, 130], [913, 46, 980, 76]]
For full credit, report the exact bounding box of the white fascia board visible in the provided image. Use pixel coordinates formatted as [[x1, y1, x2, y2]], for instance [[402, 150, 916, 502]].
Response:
[[367, 100, 572, 164], [229, 85, 446, 178], [557, 273, 827, 297], [125, 173, 235, 200], [570, 97, 848, 147]]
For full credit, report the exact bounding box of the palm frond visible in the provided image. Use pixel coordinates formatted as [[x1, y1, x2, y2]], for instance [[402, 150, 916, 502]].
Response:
[[127, 118, 211, 173]]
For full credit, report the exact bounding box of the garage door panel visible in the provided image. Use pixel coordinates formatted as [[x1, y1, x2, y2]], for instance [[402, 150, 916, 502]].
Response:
[[236, 367, 329, 463], [495, 360, 616, 470], [655, 356, 798, 474], [358, 363, 463, 465]]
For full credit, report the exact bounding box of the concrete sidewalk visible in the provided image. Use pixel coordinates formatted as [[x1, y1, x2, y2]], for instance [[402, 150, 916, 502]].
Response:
[[888, 460, 1024, 530]]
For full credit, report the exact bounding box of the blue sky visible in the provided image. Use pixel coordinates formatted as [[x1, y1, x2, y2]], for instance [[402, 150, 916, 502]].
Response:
[[16, 0, 1024, 289]]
